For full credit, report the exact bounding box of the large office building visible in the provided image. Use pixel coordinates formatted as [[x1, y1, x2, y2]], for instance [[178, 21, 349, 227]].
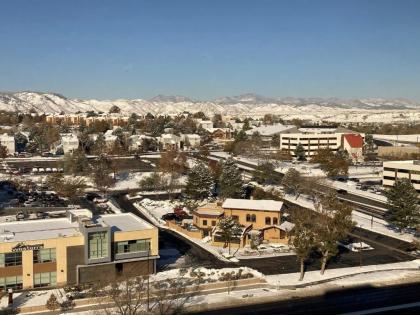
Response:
[[279, 126, 362, 158], [0, 209, 158, 291], [383, 160, 420, 193]]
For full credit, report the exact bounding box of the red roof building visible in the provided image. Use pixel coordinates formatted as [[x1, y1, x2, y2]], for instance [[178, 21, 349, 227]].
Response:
[[343, 134, 364, 148]]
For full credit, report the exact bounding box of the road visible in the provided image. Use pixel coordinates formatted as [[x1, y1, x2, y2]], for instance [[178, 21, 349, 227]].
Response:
[[113, 194, 415, 276], [192, 281, 420, 315]]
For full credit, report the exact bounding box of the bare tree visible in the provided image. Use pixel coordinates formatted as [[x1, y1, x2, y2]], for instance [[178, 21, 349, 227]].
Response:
[[315, 193, 355, 275], [289, 209, 316, 281]]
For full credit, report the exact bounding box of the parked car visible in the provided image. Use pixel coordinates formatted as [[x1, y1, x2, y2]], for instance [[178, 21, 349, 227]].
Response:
[[161, 213, 176, 221]]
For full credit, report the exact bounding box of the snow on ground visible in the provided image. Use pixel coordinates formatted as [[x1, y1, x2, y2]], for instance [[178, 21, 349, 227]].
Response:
[[265, 259, 420, 287], [374, 134, 420, 143], [282, 193, 417, 243], [112, 172, 153, 190]]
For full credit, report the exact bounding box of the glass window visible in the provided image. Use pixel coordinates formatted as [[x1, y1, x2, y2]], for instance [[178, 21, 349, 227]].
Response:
[[265, 217, 271, 225], [251, 214, 256, 222], [33, 248, 56, 264], [115, 239, 151, 254], [203, 220, 207, 226], [1, 252, 22, 267], [211, 221, 216, 226], [273, 217, 278, 225], [246, 214, 251, 222], [88, 231, 109, 259], [33, 272, 57, 288], [0, 276, 22, 291]]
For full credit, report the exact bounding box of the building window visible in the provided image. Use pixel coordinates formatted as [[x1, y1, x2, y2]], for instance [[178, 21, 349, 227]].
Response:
[[265, 217, 271, 225], [0, 252, 22, 267], [33, 248, 56, 264], [115, 239, 151, 254], [251, 214, 256, 222], [203, 220, 208, 226], [0, 276, 23, 291], [33, 272, 57, 288], [88, 231, 109, 259], [273, 217, 278, 225], [246, 214, 251, 222], [211, 221, 216, 226], [232, 215, 239, 221]]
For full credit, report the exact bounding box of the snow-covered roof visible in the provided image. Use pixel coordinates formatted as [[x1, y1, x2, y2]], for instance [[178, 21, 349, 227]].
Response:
[[0, 211, 154, 243], [245, 124, 295, 136], [97, 213, 154, 232], [222, 199, 284, 212], [279, 221, 295, 232], [0, 218, 81, 243], [194, 207, 224, 217]]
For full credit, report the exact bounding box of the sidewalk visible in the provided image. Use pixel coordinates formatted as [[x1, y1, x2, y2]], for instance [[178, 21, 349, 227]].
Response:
[[265, 259, 420, 288]]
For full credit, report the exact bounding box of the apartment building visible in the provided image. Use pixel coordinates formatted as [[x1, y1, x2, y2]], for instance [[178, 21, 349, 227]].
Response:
[[383, 160, 420, 193], [279, 126, 360, 158], [0, 209, 158, 291], [192, 199, 293, 247]]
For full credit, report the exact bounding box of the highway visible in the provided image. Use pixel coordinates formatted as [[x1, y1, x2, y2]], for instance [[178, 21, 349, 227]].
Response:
[[207, 153, 389, 219], [192, 281, 420, 315]]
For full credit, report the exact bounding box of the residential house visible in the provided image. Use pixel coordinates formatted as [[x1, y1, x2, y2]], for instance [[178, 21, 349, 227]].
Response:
[[192, 199, 293, 248], [0, 134, 15, 155]]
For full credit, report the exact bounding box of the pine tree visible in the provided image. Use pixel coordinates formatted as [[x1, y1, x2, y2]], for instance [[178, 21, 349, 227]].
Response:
[[282, 168, 303, 198], [385, 179, 419, 230], [294, 143, 306, 161], [217, 217, 243, 254], [219, 158, 244, 198], [185, 163, 214, 200], [46, 294, 60, 313], [271, 134, 280, 148]]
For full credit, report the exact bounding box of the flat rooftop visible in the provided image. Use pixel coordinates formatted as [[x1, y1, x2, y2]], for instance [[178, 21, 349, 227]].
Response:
[[222, 199, 284, 212], [0, 211, 155, 243], [97, 213, 155, 232], [0, 218, 80, 243]]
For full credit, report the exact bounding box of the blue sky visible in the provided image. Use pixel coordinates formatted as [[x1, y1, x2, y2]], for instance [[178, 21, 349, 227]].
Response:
[[1, 0, 420, 100]]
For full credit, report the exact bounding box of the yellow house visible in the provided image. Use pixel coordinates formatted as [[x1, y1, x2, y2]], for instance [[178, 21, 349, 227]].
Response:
[[192, 199, 293, 248], [0, 209, 158, 292]]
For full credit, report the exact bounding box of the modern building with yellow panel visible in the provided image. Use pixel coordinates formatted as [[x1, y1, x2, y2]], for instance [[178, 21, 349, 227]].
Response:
[[0, 209, 158, 292]]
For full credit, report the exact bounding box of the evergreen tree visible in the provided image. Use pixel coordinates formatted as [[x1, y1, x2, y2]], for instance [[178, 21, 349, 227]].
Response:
[[282, 168, 303, 198], [109, 105, 121, 113], [253, 162, 277, 184], [92, 133, 106, 155], [385, 179, 419, 230], [363, 134, 376, 161], [0, 145, 8, 158], [217, 217, 243, 254], [271, 134, 280, 147], [294, 143, 306, 161], [219, 158, 244, 198], [15, 132, 28, 153], [46, 294, 60, 313], [185, 163, 214, 200]]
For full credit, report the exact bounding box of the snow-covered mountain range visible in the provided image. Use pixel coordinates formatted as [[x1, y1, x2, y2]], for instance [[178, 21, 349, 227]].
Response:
[[1, 91, 420, 123]]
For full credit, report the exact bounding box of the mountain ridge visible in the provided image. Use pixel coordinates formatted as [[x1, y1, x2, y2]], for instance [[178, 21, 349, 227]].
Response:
[[0, 91, 419, 123]]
